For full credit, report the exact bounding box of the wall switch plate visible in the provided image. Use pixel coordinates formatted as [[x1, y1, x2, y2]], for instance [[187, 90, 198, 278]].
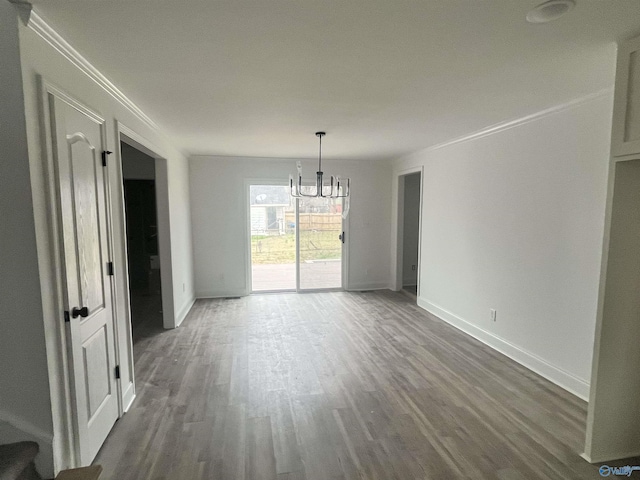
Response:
[[412, 265, 417, 271], [490, 309, 497, 321]]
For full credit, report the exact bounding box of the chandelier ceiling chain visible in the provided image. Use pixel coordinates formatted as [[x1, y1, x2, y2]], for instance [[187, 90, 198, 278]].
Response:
[[289, 132, 351, 200]]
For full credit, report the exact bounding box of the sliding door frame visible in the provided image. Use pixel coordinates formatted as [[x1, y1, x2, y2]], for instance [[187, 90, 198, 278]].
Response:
[[245, 179, 346, 294]]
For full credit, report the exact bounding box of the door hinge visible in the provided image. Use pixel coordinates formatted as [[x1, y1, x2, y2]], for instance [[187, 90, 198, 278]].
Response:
[[101, 150, 112, 167], [107, 261, 114, 276], [115, 365, 121, 379], [64, 310, 70, 323]]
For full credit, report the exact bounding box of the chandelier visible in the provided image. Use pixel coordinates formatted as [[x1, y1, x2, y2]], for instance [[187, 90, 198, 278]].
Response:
[[289, 132, 350, 199]]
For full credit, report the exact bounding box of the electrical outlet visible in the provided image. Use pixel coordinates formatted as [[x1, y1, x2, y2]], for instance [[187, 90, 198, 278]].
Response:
[[490, 309, 497, 322], [412, 265, 417, 271], [182, 282, 185, 292]]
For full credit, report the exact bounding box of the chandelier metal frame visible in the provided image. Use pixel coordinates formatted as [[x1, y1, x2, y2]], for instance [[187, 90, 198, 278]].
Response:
[[289, 132, 350, 199]]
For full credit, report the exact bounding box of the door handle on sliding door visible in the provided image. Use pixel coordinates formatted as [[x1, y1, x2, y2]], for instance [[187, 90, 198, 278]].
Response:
[[339, 232, 345, 244]]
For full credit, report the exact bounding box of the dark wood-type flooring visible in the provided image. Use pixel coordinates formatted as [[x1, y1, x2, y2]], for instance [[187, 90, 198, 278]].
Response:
[[94, 291, 632, 479]]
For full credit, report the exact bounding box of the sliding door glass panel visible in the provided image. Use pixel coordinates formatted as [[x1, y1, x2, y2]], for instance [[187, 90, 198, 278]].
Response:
[[298, 191, 343, 290], [250, 185, 296, 291]]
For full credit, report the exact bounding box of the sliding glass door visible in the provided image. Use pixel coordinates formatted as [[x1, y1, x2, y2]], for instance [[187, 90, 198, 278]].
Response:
[[297, 192, 343, 290], [249, 184, 343, 292], [250, 185, 296, 292]]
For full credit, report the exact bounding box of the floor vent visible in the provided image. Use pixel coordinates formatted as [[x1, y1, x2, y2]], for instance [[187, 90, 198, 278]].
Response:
[[224, 296, 241, 300]]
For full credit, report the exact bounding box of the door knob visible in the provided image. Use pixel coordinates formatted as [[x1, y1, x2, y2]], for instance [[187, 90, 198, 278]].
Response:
[[71, 307, 89, 318]]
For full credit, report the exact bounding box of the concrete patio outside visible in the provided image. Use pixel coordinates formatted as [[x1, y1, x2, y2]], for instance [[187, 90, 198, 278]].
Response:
[[252, 260, 342, 291]]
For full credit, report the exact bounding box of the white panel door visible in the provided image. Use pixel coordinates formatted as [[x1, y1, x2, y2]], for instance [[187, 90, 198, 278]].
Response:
[[49, 93, 119, 466]]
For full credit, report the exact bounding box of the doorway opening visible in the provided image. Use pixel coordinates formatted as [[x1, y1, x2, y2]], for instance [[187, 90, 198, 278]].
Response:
[[398, 171, 422, 299], [584, 157, 640, 461], [249, 184, 344, 292], [121, 142, 162, 342]]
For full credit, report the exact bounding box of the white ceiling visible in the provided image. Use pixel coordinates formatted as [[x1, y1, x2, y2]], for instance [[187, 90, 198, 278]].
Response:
[[30, 0, 640, 161]]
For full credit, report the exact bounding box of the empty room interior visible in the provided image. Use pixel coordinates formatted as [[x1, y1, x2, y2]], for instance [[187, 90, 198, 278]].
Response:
[[3, 0, 640, 479]]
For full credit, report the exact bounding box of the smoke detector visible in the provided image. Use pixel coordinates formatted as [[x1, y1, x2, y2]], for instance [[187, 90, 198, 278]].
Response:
[[526, 0, 575, 24]]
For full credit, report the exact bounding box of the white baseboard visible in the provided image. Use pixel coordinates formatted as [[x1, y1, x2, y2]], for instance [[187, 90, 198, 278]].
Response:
[[175, 296, 195, 327], [0, 410, 54, 478], [417, 298, 590, 401], [122, 382, 136, 413], [196, 290, 247, 299], [581, 449, 640, 464], [580, 453, 593, 463], [345, 283, 389, 291], [197, 288, 392, 297]]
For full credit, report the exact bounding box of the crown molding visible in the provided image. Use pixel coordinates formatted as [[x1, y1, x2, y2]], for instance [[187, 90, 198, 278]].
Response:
[[27, 10, 162, 133], [428, 87, 614, 153], [394, 86, 614, 167]]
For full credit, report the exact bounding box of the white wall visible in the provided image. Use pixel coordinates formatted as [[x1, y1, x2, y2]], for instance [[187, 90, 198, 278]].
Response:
[[190, 156, 391, 297], [402, 173, 420, 286], [0, 3, 54, 475], [165, 152, 194, 323], [15, 11, 195, 474], [393, 92, 613, 399]]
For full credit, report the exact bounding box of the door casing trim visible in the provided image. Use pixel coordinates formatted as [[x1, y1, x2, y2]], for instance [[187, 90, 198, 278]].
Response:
[[38, 77, 115, 471]]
